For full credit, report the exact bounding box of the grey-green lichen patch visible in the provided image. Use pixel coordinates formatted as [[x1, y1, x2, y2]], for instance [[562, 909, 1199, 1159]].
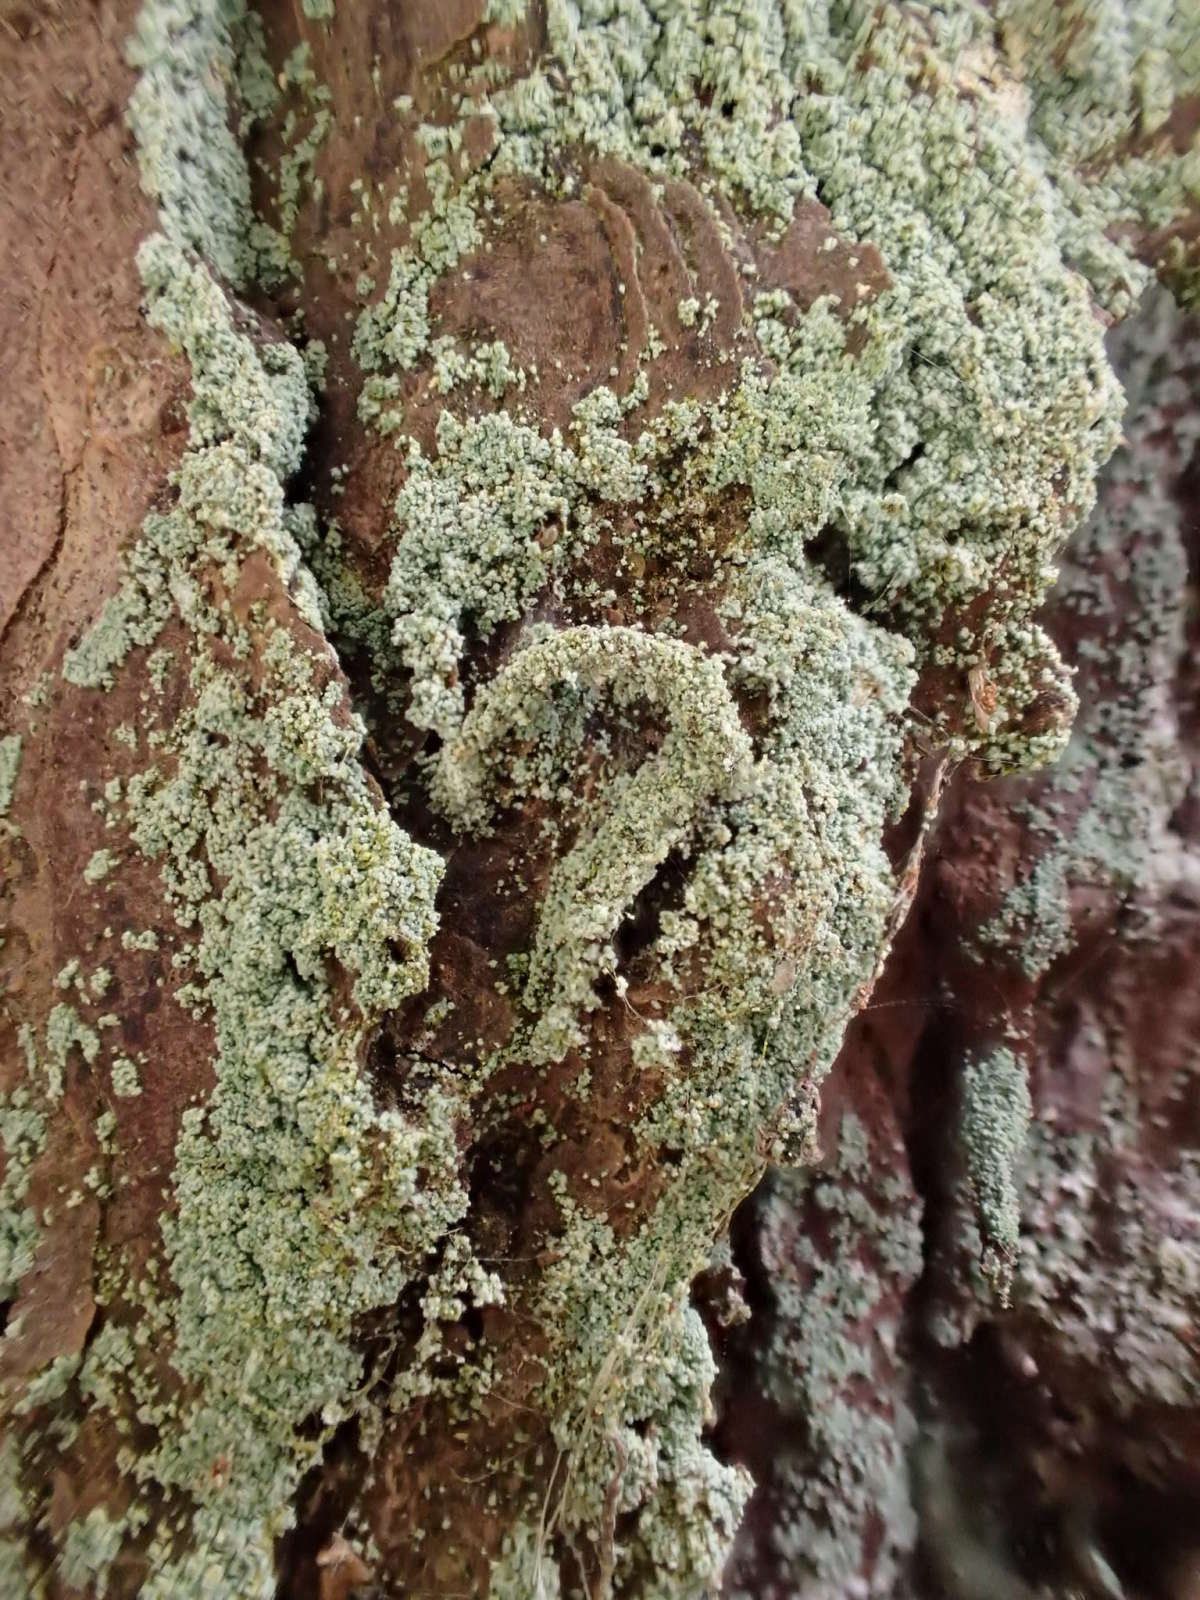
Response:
[[0, 1092, 47, 1304], [126, 0, 311, 288], [341, 0, 1166, 779], [112, 628, 455, 1588], [976, 290, 1198, 979], [381, 410, 603, 740], [140, 236, 312, 480], [318, 7, 1157, 1570], [83, 848, 118, 885], [110, 1055, 143, 1099], [727, 1112, 924, 1595], [483, 0, 526, 25], [434, 530, 914, 1583], [960, 1047, 1032, 1302], [932, 293, 1200, 1400], [383, 1234, 504, 1417], [507, 1193, 753, 1600], [64, 0, 1200, 1590], [126, 1, 258, 286], [0, 735, 21, 817], [998, 0, 1200, 310], [12, 1352, 81, 1418], [58, 1507, 123, 1595], [0, 1434, 35, 1600], [51, 222, 458, 1587], [251, 42, 334, 288], [62, 234, 316, 693], [487, 559, 915, 1576], [38, 109, 455, 1593], [435, 625, 754, 1063], [1018, 1059, 1199, 1411], [44, 1004, 100, 1103]]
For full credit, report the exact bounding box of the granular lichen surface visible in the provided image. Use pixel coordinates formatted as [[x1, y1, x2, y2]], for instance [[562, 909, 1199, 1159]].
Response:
[[0, 2, 1197, 1597]]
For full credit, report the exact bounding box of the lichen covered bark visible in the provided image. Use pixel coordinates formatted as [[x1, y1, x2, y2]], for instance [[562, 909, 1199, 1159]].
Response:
[[0, 2, 1197, 1597]]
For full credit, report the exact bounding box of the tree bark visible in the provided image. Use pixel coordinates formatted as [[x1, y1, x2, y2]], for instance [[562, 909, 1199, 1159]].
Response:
[[1, 4, 1198, 1598]]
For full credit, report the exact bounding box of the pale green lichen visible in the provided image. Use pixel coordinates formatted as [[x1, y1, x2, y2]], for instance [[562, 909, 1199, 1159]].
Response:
[[436, 625, 754, 1062], [110, 1056, 143, 1099], [931, 295, 1200, 1404], [445, 556, 912, 1583], [0, 1093, 47, 1304], [0, 1435, 35, 1600], [505, 1196, 753, 1600], [960, 1046, 1033, 1301], [58, 1507, 123, 1595], [46, 133, 452, 1593], [381, 410, 594, 739], [62, 235, 317, 692], [13, 1353, 81, 1418], [24, 0, 1198, 1591], [58, 236, 453, 1586], [54, 959, 82, 992], [0, 735, 21, 816], [126, 0, 301, 286], [383, 1235, 504, 1416], [44, 1004, 100, 1103], [125, 0, 258, 286], [83, 848, 118, 885], [320, 4, 1174, 1577], [252, 43, 333, 287], [483, 0, 526, 25], [345, 0, 1141, 783], [1000, 0, 1200, 310]]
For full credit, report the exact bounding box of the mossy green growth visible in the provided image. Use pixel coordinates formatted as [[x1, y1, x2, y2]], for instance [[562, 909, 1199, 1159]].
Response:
[[382, 409, 601, 740], [479, 563, 915, 1581]]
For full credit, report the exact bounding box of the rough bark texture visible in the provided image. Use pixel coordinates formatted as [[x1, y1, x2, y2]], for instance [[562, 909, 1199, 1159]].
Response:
[[0, 3, 1198, 1599], [716, 290, 1200, 1600]]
